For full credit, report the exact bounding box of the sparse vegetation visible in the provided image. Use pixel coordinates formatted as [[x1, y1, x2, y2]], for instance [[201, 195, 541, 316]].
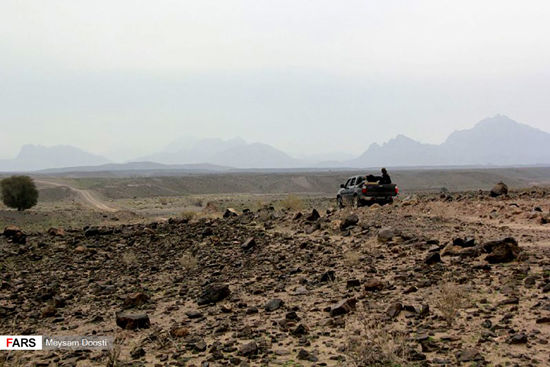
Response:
[[346, 308, 411, 367], [343, 250, 361, 266], [180, 210, 197, 221], [105, 346, 121, 367], [121, 251, 138, 266], [278, 194, 304, 211], [433, 282, 469, 327], [1, 175, 38, 211], [179, 252, 198, 273]]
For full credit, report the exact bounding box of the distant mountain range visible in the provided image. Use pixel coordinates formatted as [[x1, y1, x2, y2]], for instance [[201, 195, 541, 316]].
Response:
[[0, 145, 110, 172], [349, 115, 550, 167], [139, 137, 301, 168], [1, 115, 549, 172]]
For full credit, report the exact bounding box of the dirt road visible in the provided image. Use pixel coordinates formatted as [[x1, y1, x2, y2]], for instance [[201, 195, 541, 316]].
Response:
[[35, 179, 117, 212]]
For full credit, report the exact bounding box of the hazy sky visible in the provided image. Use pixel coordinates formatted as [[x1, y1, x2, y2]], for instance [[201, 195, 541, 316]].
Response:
[[1, 0, 549, 161]]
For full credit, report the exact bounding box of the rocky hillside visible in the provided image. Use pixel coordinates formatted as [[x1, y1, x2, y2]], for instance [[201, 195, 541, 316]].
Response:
[[1, 188, 549, 366]]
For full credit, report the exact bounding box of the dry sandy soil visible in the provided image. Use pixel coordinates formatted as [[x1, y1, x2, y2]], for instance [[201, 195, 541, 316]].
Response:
[[1, 185, 549, 366]]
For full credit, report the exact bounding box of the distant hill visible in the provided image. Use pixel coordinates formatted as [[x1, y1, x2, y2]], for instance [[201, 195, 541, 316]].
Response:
[[349, 115, 550, 167], [37, 161, 232, 175], [0, 145, 110, 172], [139, 138, 303, 169]]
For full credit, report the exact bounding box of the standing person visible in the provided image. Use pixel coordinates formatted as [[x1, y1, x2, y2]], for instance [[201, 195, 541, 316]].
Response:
[[379, 168, 392, 184]]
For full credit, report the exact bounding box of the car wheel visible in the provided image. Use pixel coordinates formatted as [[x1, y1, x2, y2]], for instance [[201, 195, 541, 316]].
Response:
[[337, 196, 344, 208]]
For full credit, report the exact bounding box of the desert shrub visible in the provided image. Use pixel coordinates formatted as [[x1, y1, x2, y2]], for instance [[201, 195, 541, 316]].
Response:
[[346, 308, 411, 366], [433, 282, 469, 327], [180, 210, 197, 221], [344, 250, 361, 266], [278, 194, 304, 211], [1, 175, 38, 211], [179, 253, 198, 273], [105, 346, 121, 367], [121, 251, 138, 266]]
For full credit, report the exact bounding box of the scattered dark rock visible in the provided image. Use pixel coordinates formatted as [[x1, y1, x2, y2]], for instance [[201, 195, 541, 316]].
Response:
[[306, 209, 320, 222], [386, 302, 402, 318], [490, 182, 508, 197], [346, 279, 360, 288], [122, 292, 149, 309], [265, 298, 284, 312], [508, 332, 528, 344], [3, 225, 26, 244], [456, 348, 484, 362], [483, 237, 520, 263], [297, 349, 318, 362], [364, 279, 384, 291], [291, 324, 308, 336], [223, 208, 239, 218], [329, 298, 356, 317], [377, 227, 395, 243], [47, 227, 65, 237], [197, 283, 231, 305], [185, 310, 203, 319], [453, 237, 475, 247], [425, 252, 441, 265], [340, 214, 359, 230], [320, 270, 336, 282], [239, 341, 258, 357], [241, 237, 256, 251], [115, 311, 151, 330], [130, 346, 146, 359], [170, 326, 189, 338]]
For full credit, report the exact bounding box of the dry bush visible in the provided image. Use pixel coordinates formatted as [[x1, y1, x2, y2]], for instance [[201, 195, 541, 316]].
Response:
[[344, 250, 361, 266], [179, 253, 198, 273], [121, 251, 137, 266], [345, 308, 411, 367], [433, 282, 469, 327], [105, 346, 121, 367], [180, 210, 197, 221], [159, 198, 168, 206], [278, 194, 304, 211]]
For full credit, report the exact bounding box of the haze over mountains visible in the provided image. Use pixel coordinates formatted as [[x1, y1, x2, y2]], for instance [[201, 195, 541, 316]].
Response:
[[1, 115, 549, 172], [0, 145, 110, 172]]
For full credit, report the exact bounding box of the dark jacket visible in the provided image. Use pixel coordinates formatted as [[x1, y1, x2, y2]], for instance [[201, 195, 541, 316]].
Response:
[[379, 173, 392, 184]]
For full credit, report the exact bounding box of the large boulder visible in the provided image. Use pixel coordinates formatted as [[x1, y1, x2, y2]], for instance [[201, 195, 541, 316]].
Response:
[[490, 182, 508, 197], [483, 237, 520, 263]]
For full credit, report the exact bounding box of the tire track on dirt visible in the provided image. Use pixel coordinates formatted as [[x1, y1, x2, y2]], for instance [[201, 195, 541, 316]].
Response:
[[35, 179, 117, 212]]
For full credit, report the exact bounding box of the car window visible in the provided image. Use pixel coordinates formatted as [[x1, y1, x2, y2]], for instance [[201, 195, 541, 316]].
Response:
[[349, 177, 356, 186], [356, 176, 364, 185], [344, 178, 351, 188]]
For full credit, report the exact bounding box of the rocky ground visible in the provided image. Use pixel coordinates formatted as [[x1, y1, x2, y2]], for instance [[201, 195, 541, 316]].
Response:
[[1, 187, 549, 366]]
